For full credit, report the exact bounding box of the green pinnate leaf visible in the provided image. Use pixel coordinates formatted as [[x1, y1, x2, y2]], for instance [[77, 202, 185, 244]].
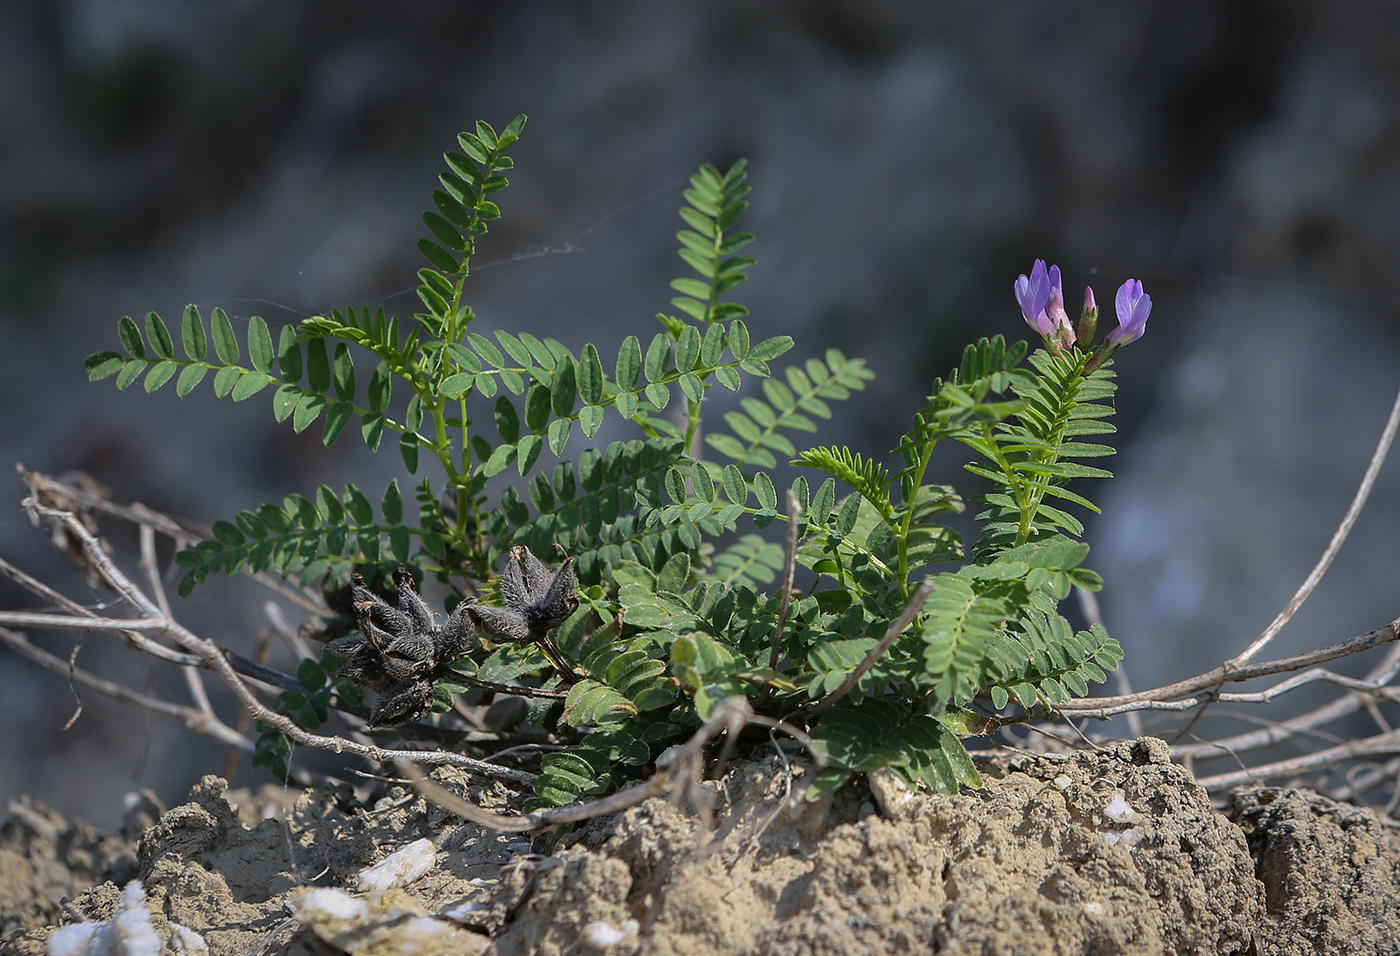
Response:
[[343, 484, 373, 525], [212, 308, 239, 365], [176, 363, 207, 397], [579, 405, 604, 437], [381, 479, 404, 525], [85, 352, 124, 381], [524, 383, 552, 432], [578, 344, 604, 405], [548, 418, 572, 455], [400, 432, 420, 474], [389, 526, 411, 564], [232, 371, 273, 402], [118, 316, 145, 359], [552, 360, 577, 417], [495, 395, 521, 443], [645, 383, 669, 410], [727, 320, 750, 359], [292, 393, 325, 432], [143, 362, 176, 392], [496, 331, 533, 367], [247, 316, 274, 373], [424, 211, 466, 251], [644, 333, 671, 383], [749, 336, 794, 362], [678, 373, 704, 404], [181, 305, 207, 360], [332, 344, 355, 402], [419, 240, 459, 275], [145, 313, 174, 360], [323, 401, 354, 445], [212, 365, 241, 399], [753, 472, 778, 511], [315, 486, 345, 524], [616, 335, 642, 390]]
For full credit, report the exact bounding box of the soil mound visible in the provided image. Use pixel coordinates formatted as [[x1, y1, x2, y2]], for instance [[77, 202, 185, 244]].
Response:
[[3, 738, 1399, 954]]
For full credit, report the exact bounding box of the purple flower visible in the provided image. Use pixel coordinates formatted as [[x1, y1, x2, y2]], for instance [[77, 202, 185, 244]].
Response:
[[1044, 265, 1071, 331], [1107, 279, 1151, 347], [1044, 265, 1076, 349], [1015, 260, 1076, 348], [1014, 260, 1055, 337]]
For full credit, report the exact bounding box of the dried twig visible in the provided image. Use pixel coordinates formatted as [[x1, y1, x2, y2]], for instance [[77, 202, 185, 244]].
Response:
[[12, 497, 536, 785], [0, 625, 251, 751], [398, 696, 822, 832], [1056, 618, 1400, 715], [1228, 380, 1400, 667], [1195, 727, 1400, 791], [18, 465, 328, 615]]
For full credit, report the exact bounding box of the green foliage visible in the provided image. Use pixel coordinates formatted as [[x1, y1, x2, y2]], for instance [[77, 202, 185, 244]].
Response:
[[87, 118, 1133, 802]]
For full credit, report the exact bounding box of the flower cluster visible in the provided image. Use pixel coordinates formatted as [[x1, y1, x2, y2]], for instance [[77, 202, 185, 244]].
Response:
[[1014, 259, 1150, 362]]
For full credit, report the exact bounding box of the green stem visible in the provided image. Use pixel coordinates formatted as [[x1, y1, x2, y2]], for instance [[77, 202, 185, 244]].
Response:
[[684, 391, 704, 457], [896, 438, 939, 599], [978, 419, 1034, 546]]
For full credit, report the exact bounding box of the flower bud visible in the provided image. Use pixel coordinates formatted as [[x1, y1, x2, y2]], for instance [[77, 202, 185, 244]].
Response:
[[1076, 286, 1098, 346]]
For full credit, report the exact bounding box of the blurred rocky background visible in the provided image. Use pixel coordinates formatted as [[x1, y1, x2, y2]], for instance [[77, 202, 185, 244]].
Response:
[[3, 0, 1399, 827]]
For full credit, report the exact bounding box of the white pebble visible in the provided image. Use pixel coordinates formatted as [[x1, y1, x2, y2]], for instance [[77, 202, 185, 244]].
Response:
[[1052, 775, 1072, 790], [45, 923, 103, 956], [47, 881, 167, 956], [1083, 901, 1105, 916], [168, 924, 209, 956], [358, 838, 436, 893], [1103, 827, 1141, 847], [583, 919, 639, 947], [1103, 791, 1135, 821], [298, 888, 370, 923], [384, 916, 460, 953], [439, 901, 492, 922]]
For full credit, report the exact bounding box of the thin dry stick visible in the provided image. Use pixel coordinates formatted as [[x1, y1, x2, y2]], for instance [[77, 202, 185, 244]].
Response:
[[1172, 641, 1400, 759], [767, 491, 803, 671], [18, 466, 328, 616], [1056, 617, 1400, 713], [397, 697, 814, 833], [0, 554, 206, 668], [0, 625, 252, 751], [18, 498, 537, 785], [1194, 726, 1400, 791], [140, 521, 218, 724], [805, 578, 937, 719], [1229, 381, 1400, 667]]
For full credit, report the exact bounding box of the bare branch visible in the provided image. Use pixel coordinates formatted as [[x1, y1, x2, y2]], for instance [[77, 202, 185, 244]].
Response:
[[1057, 617, 1400, 712], [0, 611, 171, 631], [1194, 727, 1400, 792], [1171, 641, 1400, 760], [18, 466, 328, 615], [0, 625, 251, 751], [17, 499, 537, 785], [1229, 381, 1400, 667], [398, 697, 779, 832]]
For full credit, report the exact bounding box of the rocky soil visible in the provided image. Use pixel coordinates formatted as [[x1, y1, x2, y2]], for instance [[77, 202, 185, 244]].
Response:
[[3, 737, 1398, 955]]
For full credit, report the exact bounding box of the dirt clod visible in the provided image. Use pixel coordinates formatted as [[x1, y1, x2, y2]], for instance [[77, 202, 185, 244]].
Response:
[[4, 739, 1400, 954], [1229, 786, 1400, 955]]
